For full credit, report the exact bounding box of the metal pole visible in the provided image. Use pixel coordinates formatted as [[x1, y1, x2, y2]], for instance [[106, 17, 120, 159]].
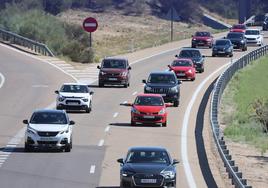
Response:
[[89, 32, 92, 48], [171, 7, 174, 42]]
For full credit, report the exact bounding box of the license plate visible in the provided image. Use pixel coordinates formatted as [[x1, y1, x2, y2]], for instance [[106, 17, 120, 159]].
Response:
[[218, 51, 225, 53], [160, 93, 166, 96], [141, 179, 157, 183], [67, 102, 79, 105], [177, 73, 185, 76], [108, 78, 117, 81], [40, 137, 55, 141], [144, 115, 154, 119]]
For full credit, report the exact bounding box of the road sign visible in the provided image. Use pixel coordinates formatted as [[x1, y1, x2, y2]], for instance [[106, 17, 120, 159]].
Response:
[[83, 17, 98, 33]]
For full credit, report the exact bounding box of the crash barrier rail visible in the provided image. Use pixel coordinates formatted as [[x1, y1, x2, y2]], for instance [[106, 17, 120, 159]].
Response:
[[210, 45, 268, 188], [0, 28, 54, 56]]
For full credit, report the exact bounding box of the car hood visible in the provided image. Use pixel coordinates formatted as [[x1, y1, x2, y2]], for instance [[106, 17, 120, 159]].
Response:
[[133, 105, 164, 113], [59, 92, 89, 98], [29, 124, 68, 132], [227, 38, 243, 42], [192, 36, 211, 40], [245, 35, 259, 39], [231, 29, 245, 33], [100, 68, 125, 73], [190, 57, 203, 63], [146, 83, 176, 88], [122, 163, 171, 174], [214, 45, 230, 49], [171, 66, 192, 71]]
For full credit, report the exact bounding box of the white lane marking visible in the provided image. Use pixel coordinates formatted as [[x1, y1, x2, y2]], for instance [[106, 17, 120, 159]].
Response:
[[0, 157, 8, 160], [6, 145, 16, 148], [132, 91, 137, 95], [0, 154, 9, 157], [105, 126, 110, 132], [113, 112, 118, 118], [32, 85, 49, 88], [98, 139, 104, 147], [90, 165, 96, 174], [0, 159, 5, 162], [0, 73, 5, 88], [181, 62, 231, 188], [0, 152, 11, 155], [123, 101, 127, 104]]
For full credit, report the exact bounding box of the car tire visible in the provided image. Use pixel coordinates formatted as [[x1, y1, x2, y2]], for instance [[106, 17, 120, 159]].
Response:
[[242, 46, 247, 51], [24, 143, 32, 152], [191, 77, 195, 81], [162, 121, 167, 127], [212, 54, 216, 57], [173, 100, 179, 107], [65, 140, 72, 152], [98, 82, 104, 87], [131, 121, 135, 126], [191, 45, 196, 48], [86, 102, 92, 113], [229, 53, 233, 57], [123, 83, 128, 88]]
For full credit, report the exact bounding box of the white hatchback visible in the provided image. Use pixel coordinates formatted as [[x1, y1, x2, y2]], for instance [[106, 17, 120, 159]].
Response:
[[55, 83, 94, 113], [245, 28, 263, 46], [23, 109, 75, 152]]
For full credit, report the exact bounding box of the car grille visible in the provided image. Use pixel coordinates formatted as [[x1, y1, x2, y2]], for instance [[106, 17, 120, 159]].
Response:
[[37, 131, 59, 137], [107, 73, 120, 76], [140, 112, 159, 115], [247, 38, 256, 40], [137, 116, 163, 121], [133, 173, 164, 187], [37, 141, 58, 145], [150, 88, 170, 94], [66, 100, 81, 104]]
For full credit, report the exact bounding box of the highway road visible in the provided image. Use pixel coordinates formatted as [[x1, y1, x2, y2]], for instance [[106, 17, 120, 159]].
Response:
[[0, 31, 267, 188]]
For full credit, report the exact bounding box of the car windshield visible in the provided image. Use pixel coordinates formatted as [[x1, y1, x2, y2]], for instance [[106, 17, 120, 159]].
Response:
[[30, 112, 68, 124], [134, 96, 164, 106], [215, 40, 230, 46], [102, 59, 126, 69], [126, 150, 170, 164], [179, 50, 201, 58], [227, 33, 243, 39], [148, 74, 176, 84], [232, 25, 246, 29], [60, 85, 88, 93], [245, 30, 260, 35], [195, 32, 210, 37], [172, 60, 192, 67]]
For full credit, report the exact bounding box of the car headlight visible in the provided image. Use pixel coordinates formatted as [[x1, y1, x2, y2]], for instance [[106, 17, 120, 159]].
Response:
[[121, 71, 128, 77], [257, 36, 260, 39], [145, 86, 152, 91], [27, 128, 36, 135], [241, 40, 245, 43], [82, 98, 88, 102], [170, 86, 178, 93], [192, 38, 196, 41], [187, 69, 192, 73], [131, 107, 140, 114], [161, 170, 175, 179], [158, 108, 166, 115], [100, 71, 106, 75], [122, 170, 135, 177], [58, 96, 65, 102], [60, 128, 69, 134]]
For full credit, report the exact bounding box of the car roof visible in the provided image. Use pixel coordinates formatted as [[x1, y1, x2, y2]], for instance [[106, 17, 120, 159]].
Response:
[[137, 93, 163, 97], [173, 58, 192, 62], [216, 39, 231, 42], [128, 146, 168, 152], [103, 57, 128, 61], [62, 83, 88, 86], [245, 28, 260, 31], [149, 71, 175, 75], [33, 109, 66, 114], [180, 47, 200, 51]]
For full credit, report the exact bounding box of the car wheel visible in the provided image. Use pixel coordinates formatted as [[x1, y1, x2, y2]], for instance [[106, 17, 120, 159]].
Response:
[[242, 46, 247, 51], [191, 77, 195, 81], [86, 102, 92, 113], [98, 82, 104, 87], [212, 54, 216, 57], [191, 45, 196, 48], [229, 53, 233, 57], [24, 143, 32, 152], [173, 100, 179, 107], [162, 121, 167, 127], [65, 140, 72, 152], [123, 83, 128, 88], [131, 121, 135, 126]]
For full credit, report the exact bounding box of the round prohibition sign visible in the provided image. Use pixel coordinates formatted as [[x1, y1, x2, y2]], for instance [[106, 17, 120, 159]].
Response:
[[83, 17, 98, 33]]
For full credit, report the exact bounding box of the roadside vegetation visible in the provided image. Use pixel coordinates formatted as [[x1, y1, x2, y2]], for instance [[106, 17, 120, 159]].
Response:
[[221, 56, 268, 154]]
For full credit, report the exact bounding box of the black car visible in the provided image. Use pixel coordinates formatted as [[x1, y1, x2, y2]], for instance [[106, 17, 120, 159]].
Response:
[[212, 39, 233, 57], [263, 16, 268, 31], [143, 71, 181, 107], [176, 48, 205, 73], [117, 147, 179, 188], [226, 32, 247, 51]]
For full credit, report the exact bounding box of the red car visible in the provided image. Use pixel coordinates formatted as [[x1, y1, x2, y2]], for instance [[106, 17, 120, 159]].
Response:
[[168, 58, 196, 81], [121, 94, 172, 127], [230, 24, 247, 33], [191, 31, 214, 48]]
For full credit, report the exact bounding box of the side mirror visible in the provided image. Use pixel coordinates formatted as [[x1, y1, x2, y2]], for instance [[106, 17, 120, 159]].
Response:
[[167, 65, 172, 69], [142, 79, 146, 84], [120, 103, 132, 107], [128, 66, 132, 70], [202, 55, 205, 58], [97, 65, 101, 69], [165, 103, 173, 107], [69, 120, 75, 125], [178, 80, 182, 84], [90, 91, 94, 95], [175, 54, 178, 58], [117, 158, 124, 164], [55, 90, 59, 94], [223, 36, 226, 39], [191, 35, 194, 37], [172, 159, 180, 165], [23, 119, 28, 124]]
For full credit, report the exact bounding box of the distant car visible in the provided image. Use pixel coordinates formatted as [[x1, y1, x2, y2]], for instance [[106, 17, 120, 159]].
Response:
[[212, 39, 233, 57], [191, 31, 214, 48], [117, 146, 179, 188], [226, 32, 247, 51], [230, 24, 247, 33], [143, 71, 181, 107], [23, 109, 75, 152], [55, 83, 94, 113], [253, 14, 266, 26], [245, 28, 263, 46], [121, 94, 172, 126], [176, 48, 205, 73], [97, 57, 131, 88], [263, 16, 268, 31], [168, 58, 196, 81]]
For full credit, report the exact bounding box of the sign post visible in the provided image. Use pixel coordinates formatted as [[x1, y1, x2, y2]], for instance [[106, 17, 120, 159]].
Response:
[[82, 17, 98, 47]]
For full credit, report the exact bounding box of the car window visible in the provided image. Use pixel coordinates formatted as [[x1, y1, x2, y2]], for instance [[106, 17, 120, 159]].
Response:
[[148, 74, 176, 84], [134, 96, 164, 106], [232, 25, 246, 29], [227, 33, 243, 39], [60, 85, 88, 93], [30, 112, 67, 124], [215, 40, 229, 46], [179, 50, 201, 58], [245, 30, 260, 35], [172, 60, 192, 67], [102, 59, 126, 69], [126, 151, 170, 164], [195, 32, 210, 37]]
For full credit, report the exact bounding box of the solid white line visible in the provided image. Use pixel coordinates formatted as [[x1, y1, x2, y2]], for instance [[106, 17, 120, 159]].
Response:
[[113, 112, 118, 118], [98, 139, 104, 147], [105, 126, 110, 132], [132, 91, 137, 95], [123, 101, 127, 104], [90, 165, 96, 174], [181, 62, 231, 188], [0, 73, 5, 88]]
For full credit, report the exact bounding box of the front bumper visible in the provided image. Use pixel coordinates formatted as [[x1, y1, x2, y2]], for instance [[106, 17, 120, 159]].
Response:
[[231, 41, 246, 49], [246, 38, 262, 45], [174, 71, 195, 79], [99, 75, 128, 85], [57, 98, 90, 111], [192, 40, 212, 47], [212, 49, 232, 56], [131, 113, 166, 125]]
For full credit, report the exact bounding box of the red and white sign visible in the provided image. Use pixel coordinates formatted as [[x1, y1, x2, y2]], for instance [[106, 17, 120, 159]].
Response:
[[83, 17, 98, 33]]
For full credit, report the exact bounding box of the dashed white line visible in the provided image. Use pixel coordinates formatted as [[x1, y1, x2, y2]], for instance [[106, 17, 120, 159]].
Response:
[[123, 101, 127, 104], [0, 73, 5, 88], [98, 139, 104, 147], [0, 159, 5, 163], [132, 91, 137, 95], [113, 112, 118, 118], [90, 165, 95, 174], [105, 126, 110, 132]]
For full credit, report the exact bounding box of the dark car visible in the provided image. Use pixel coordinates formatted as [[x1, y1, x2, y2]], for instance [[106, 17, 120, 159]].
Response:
[[191, 31, 214, 48], [117, 147, 179, 188], [263, 16, 268, 31], [226, 32, 247, 51], [176, 48, 205, 73], [253, 14, 266, 26], [97, 57, 131, 87], [143, 71, 181, 107], [212, 39, 233, 57]]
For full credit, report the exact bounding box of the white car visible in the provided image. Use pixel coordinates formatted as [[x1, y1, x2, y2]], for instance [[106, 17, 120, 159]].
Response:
[[245, 28, 263, 46], [55, 83, 94, 113], [23, 109, 75, 152]]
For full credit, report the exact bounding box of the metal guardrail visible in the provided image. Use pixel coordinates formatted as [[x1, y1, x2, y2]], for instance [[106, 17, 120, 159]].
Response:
[[0, 28, 54, 56], [210, 45, 268, 188]]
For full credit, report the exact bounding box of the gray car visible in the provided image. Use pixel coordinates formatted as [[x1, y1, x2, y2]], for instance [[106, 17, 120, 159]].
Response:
[[212, 39, 233, 57]]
